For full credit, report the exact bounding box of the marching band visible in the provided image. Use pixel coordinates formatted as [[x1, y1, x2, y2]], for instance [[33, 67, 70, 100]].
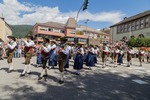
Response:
[[0, 35, 150, 84]]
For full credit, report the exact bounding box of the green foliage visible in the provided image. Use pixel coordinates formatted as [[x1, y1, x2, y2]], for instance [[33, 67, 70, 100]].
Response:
[[10, 25, 33, 38], [128, 37, 150, 47]]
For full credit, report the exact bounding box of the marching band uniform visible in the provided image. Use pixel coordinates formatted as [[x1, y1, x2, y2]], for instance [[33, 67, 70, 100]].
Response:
[[57, 38, 69, 84], [73, 45, 84, 75], [117, 49, 123, 65], [48, 41, 57, 69], [114, 47, 120, 67], [127, 47, 132, 67], [86, 45, 95, 70], [38, 37, 51, 80], [93, 47, 98, 64], [6, 35, 17, 73], [138, 48, 145, 66], [36, 45, 42, 67], [20, 35, 35, 76], [102, 43, 109, 68]]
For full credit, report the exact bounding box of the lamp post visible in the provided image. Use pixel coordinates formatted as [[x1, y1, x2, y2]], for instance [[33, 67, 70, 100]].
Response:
[[74, 0, 89, 44], [84, 19, 90, 45]]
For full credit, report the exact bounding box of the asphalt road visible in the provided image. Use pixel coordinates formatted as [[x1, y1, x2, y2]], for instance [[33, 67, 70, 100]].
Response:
[[0, 57, 150, 100]]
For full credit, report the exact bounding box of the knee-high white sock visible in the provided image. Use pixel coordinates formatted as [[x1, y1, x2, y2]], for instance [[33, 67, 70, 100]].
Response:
[[27, 64, 31, 73], [22, 65, 28, 74], [8, 63, 11, 71], [60, 72, 64, 81], [40, 69, 45, 77]]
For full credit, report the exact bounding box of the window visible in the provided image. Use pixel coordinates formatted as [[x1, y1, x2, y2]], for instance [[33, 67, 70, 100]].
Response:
[[127, 23, 131, 32], [145, 17, 149, 28], [48, 28, 52, 31], [124, 24, 127, 32], [40, 27, 48, 31], [60, 30, 65, 33], [140, 19, 144, 28], [135, 20, 139, 29], [78, 38, 86, 42], [120, 25, 123, 32], [67, 38, 74, 42], [117, 26, 120, 33], [53, 28, 60, 33], [131, 22, 135, 31]]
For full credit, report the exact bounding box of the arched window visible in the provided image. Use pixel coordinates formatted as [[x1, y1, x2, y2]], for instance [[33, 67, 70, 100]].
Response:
[[138, 34, 144, 38], [131, 35, 135, 38]]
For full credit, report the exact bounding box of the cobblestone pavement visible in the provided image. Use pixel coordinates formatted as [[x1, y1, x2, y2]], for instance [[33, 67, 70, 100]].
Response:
[[0, 57, 150, 100]]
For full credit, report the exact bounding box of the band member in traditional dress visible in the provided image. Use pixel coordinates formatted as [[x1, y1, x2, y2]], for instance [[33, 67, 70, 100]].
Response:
[[36, 44, 42, 67], [57, 37, 69, 84], [126, 47, 132, 67], [4, 35, 17, 73], [117, 48, 124, 65], [147, 49, 150, 63], [93, 46, 98, 64], [38, 37, 51, 80], [138, 48, 145, 66], [102, 43, 109, 68], [48, 40, 57, 69], [86, 45, 95, 70], [110, 46, 115, 63], [114, 46, 120, 67], [73, 44, 84, 75], [20, 35, 35, 76]]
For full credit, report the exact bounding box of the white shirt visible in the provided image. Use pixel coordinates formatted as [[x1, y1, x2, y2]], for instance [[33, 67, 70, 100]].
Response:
[[62, 46, 69, 55], [7, 41, 17, 50], [51, 44, 56, 49], [80, 47, 84, 55], [43, 44, 51, 53], [115, 49, 120, 53], [24, 40, 34, 47], [103, 46, 109, 52]]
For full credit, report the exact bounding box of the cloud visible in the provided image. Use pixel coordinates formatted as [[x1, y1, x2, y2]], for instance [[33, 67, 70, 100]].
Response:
[[0, 0, 125, 25]]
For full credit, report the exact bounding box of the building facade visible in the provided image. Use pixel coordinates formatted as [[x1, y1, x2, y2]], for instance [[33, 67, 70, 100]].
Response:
[[33, 18, 110, 45], [0, 17, 12, 41], [110, 10, 150, 43]]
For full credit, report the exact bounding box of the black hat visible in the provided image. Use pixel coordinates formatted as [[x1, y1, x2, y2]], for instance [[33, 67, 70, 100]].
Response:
[[60, 37, 67, 42], [7, 35, 16, 41], [26, 35, 33, 40], [43, 37, 49, 43]]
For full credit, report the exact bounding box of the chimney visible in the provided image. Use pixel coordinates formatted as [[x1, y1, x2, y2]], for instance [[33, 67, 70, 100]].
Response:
[[123, 17, 127, 20]]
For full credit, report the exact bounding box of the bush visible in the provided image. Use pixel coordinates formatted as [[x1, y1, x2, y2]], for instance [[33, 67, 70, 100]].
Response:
[[128, 37, 150, 47]]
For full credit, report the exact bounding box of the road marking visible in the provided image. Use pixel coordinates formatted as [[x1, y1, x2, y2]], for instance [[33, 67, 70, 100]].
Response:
[[135, 70, 145, 73], [118, 73, 130, 78], [110, 70, 118, 73], [132, 79, 149, 84]]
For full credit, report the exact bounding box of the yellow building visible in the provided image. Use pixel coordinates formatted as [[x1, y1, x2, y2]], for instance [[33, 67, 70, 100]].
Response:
[[0, 17, 12, 41]]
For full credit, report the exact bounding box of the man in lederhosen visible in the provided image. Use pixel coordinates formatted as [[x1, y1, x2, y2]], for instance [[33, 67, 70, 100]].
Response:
[[126, 47, 132, 67], [57, 37, 69, 84], [38, 37, 51, 80], [102, 42, 109, 68], [20, 35, 35, 76], [4, 35, 17, 73], [138, 47, 145, 66]]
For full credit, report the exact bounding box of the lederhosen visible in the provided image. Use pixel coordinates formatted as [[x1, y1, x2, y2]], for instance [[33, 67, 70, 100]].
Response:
[[24, 46, 33, 65], [58, 44, 67, 72], [7, 42, 15, 63], [102, 46, 108, 62], [41, 43, 50, 69], [127, 51, 132, 62], [114, 50, 119, 62], [139, 51, 144, 62]]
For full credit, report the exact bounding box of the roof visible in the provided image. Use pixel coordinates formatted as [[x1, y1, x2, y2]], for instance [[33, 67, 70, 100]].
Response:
[[65, 18, 76, 28], [0, 17, 12, 31], [110, 10, 150, 27], [36, 22, 65, 29]]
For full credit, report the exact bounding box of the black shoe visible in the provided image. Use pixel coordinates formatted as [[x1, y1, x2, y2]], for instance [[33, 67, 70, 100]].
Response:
[[8, 69, 14, 73], [126, 65, 130, 67], [58, 80, 64, 84], [27, 72, 31, 74], [38, 77, 43, 80], [75, 73, 80, 75], [20, 74, 25, 77], [43, 74, 48, 77]]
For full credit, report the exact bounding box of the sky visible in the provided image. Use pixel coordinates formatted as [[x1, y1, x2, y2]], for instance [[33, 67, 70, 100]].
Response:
[[0, 0, 150, 29]]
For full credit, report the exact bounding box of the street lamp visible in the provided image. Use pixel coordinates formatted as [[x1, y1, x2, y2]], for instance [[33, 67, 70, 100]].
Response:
[[84, 19, 90, 45], [74, 0, 89, 44]]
